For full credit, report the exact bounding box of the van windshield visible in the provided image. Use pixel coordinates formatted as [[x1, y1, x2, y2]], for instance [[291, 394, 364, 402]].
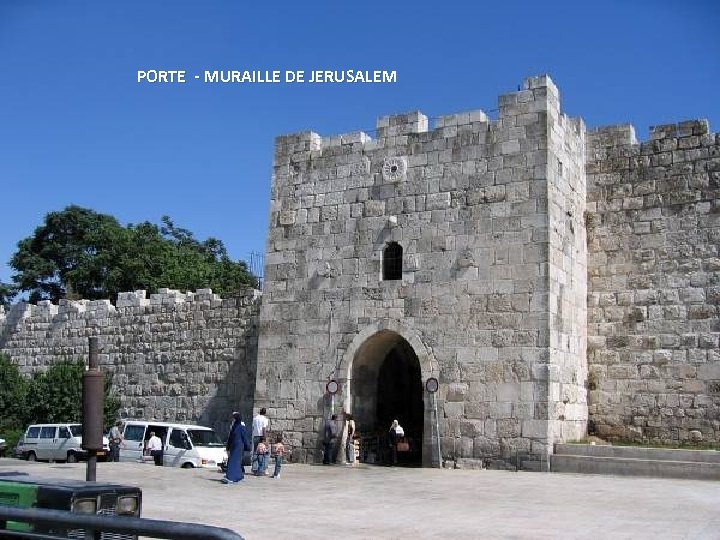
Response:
[[187, 429, 224, 447], [69, 425, 83, 437]]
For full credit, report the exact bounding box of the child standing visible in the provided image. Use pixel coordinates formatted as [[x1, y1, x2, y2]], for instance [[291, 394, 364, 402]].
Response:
[[271, 435, 285, 479], [254, 437, 268, 476]]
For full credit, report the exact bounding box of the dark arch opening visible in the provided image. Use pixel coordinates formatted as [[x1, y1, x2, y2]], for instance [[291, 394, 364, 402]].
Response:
[[350, 331, 423, 466], [383, 242, 403, 281]]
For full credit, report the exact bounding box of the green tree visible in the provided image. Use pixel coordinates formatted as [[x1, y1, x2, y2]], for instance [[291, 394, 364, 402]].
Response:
[[26, 359, 120, 427], [0, 354, 28, 429], [9, 206, 125, 302], [0, 282, 16, 308], [8, 206, 257, 303], [0, 356, 121, 451]]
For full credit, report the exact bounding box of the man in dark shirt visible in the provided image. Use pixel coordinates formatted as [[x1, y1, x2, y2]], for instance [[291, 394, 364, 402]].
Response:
[[322, 414, 338, 465]]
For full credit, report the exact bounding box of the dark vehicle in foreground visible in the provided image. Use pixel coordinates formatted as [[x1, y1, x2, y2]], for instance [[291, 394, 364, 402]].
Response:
[[0, 473, 141, 539]]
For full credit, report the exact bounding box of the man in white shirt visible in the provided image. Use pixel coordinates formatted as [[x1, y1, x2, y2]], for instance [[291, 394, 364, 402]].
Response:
[[251, 408, 269, 460], [146, 431, 163, 467], [108, 420, 124, 462]]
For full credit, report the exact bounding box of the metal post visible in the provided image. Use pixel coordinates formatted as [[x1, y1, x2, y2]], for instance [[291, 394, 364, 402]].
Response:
[[83, 336, 104, 482], [433, 392, 441, 468], [86, 452, 97, 482]]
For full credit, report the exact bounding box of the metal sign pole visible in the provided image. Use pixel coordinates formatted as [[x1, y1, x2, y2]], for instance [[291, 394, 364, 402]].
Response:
[[425, 377, 441, 468], [433, 392, 442, 468], [326, 380, 339, 415]]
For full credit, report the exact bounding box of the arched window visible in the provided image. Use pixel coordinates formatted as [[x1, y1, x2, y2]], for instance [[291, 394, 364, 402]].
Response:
[[383, 242, 403, 281]]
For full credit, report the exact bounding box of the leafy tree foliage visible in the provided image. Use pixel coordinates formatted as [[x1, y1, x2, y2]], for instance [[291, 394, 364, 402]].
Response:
[[0, 355, 121, 447], [27, 359, 120, 426], [8, 206, 257, 303], [10, 206, 123, 302], [0, 282, 17, 308], [0, 354, 28, 429]]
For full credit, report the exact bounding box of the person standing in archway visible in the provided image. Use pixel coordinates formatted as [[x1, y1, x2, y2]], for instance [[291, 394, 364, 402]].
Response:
[[388, 419, 404, 466], [345, 414, 356, 466], [322, 414, 338, 465]]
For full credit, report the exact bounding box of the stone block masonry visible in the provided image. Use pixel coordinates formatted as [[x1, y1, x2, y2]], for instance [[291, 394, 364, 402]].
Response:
[[2, 75, 718, 467], [587, 119, 720, 445], [0, 288, 261, 435], [258, 75, 587, 467]]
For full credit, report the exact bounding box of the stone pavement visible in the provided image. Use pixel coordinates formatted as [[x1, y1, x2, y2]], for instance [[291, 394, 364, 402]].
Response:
[[1, 458, 719, 539]]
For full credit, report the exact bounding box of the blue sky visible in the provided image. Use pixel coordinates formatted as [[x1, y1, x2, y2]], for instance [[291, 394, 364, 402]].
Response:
[[1, 0, 718, 289]]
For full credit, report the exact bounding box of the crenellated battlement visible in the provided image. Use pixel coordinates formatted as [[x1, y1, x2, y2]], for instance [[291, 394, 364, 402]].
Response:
[[649, 119, 709, 140], [273, 75, 564, 158], [588, 119, 716, 153], [0, 287, 262, 436], [0, 287, 261, 327], [4, 74, 719, 463], [587, 124, 638, 149], [376, 111, 429, 137], [586, 119, 719, 183]]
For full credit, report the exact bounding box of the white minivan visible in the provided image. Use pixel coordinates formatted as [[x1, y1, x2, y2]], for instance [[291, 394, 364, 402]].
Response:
[[118, 420, 226, 469], [17, 423, 110, 462]]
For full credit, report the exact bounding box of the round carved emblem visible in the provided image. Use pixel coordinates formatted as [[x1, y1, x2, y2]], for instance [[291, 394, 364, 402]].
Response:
[[382, 157, 407, 182]]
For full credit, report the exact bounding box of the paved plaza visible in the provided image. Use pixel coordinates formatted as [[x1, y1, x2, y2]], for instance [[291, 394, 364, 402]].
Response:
[[1, 458, 718, 539]]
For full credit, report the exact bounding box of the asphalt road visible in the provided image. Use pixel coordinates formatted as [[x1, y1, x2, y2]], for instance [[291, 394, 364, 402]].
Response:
[[1, 458, 719, 539]]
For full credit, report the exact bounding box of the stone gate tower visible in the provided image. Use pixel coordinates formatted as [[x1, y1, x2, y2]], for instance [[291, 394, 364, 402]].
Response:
[[255, 75, 588, 467]]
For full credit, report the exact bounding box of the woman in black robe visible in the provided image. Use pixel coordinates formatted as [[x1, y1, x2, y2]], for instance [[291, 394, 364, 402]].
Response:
[[223, 412, 250, 484]]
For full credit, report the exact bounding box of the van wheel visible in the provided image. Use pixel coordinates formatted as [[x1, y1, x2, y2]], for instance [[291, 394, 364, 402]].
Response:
[[27, 452, 37, 462], [66, 452, 78, 463], [181, 463, 194, 469]]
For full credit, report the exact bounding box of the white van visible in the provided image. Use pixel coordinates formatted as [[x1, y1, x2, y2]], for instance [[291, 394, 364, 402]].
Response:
[[17, 423, 110, 463], [118, 420, 226, 469]]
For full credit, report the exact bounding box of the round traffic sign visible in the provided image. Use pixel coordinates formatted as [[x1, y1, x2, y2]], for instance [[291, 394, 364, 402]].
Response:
[[326, 379, 340, 394]]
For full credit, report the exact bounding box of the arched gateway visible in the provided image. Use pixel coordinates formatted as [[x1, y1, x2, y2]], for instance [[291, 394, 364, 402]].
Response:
[[258, 81, 590, 468], [337, 321, 440, 467]]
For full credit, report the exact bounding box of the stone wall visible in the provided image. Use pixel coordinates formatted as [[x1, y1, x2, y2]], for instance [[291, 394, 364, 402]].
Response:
[[545, 81, 588, 445], [2, 75, 717, 465], [0, 288, 261, 435], [256, 75, 587, 466], [586, 120, 720, 444]]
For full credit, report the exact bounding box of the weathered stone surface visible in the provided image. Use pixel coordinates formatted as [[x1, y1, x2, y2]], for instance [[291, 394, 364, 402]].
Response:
[[256, 75, 586, 467], [2, 76, 717, 468], [587, 118, 720, 446], [0, 289, 261, 436]]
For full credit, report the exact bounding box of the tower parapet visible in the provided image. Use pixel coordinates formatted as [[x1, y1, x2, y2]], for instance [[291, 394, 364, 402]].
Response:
[[261, 74, 589, 467]]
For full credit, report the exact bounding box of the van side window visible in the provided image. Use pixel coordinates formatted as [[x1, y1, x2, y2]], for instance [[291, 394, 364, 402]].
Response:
[[124, 425, 145, 442], [40, 427, 56, 439], [59, 427, 71, 438], [27, 426, 41, 438], [169, 430, 186, 448]]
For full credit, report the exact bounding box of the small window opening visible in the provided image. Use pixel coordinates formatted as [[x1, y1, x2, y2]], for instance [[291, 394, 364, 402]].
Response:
[[383, 242, 403, 281]]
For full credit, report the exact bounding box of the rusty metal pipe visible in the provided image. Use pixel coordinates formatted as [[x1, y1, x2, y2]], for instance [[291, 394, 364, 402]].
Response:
[[83, 336, 104, 481]]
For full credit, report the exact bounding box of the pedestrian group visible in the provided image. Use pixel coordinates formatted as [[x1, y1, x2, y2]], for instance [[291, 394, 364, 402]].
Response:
[[109, 407, 401, 486]]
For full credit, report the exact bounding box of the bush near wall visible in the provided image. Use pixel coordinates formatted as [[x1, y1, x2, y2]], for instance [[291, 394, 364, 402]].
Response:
[[0, 355, 120, 451]]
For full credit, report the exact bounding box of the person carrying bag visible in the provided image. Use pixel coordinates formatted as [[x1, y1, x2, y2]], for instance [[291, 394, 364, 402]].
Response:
[[345, 414, 356, 466]]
